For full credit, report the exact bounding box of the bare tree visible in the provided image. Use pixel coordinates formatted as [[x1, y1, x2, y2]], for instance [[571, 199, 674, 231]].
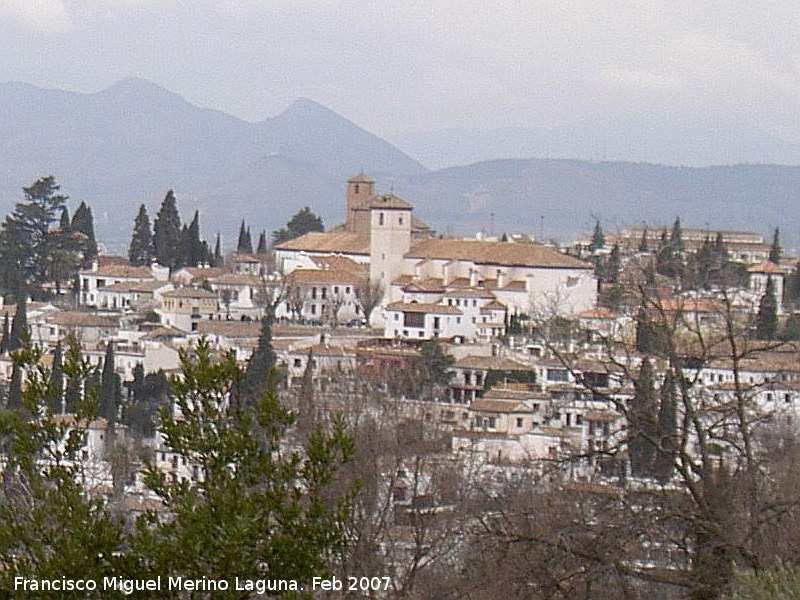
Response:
[[357, 279, 384, 326]]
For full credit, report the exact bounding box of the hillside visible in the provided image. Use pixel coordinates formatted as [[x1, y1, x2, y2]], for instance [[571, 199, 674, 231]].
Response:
[[0, 79, 796, 250]]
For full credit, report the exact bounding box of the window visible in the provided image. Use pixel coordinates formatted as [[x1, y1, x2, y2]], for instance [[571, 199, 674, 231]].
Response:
[[546, 369, 569, 382], [399, 216, 403, 225], [345, 286, 351, 294], [379, 212, 384, 225], [294, 358, 302, 368], [311, 287, 317, 299], [516, 418, 523, 428], [321, 287, 327, 300], [310, 304, 316, 315]]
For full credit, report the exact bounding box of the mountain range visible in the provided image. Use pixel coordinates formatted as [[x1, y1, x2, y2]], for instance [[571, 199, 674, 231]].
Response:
[[0, 77, 797, 252]]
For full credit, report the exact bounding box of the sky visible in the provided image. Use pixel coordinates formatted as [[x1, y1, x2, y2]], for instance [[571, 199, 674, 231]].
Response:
[[1, 0, 800, 142]]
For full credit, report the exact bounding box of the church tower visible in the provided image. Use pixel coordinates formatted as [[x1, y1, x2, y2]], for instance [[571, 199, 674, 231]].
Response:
[[345, 173, 375, 233], [369, 194, 412, 297]]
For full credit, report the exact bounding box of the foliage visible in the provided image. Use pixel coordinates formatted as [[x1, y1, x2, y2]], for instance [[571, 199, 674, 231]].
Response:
[[0, 176, 76, 298], [273, 206, 325, 245], [589, 219, 605, 253], [256, 229, 268, 254], [153, 190, 181, 270], [769, 228, 782, 264], [756, 278, 778, 340], [132, 339, 356, 595], [70, 200, 98, 266], [0, 336, 129, 594], [236, 219, 253, 254], [629, 358, 657, 477], [243, 314, 278, 402], [128, 204, 154, 266], [725, 564, 800, 599]]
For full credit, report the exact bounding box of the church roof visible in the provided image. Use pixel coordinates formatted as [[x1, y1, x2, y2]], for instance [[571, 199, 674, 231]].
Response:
[[274, 232, 370, 256], [406, 238, 592, 270]]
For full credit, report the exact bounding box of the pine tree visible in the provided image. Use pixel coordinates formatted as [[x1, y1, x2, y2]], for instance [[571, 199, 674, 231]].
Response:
[[630, 358, 658, 477], [256, 230, 268, 254], [756, 277, 779, 340], [153, 190, 181, 269], [273, 207, 325, 245], [237, 220, 253, 254], [128, 204, 154, 266], [71, 200, 98, 265], [769, 227, 782, 264], [243, 314, 277, 402]]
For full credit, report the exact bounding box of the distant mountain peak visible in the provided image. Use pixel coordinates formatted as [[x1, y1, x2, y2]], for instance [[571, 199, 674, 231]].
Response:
[[96, 77, 188, 106]]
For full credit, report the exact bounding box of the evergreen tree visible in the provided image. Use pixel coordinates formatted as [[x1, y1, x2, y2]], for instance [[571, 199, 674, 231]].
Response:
[[670, 216, 684, 252], [769, 227, 782, 264], [213, 233, 222, 267], [273, 207, 325, 244], [7, 362, 22, 410], [243, 314, 277, 402], [607, 243, 621, 284], [128, 204, 154, 266], [48, 341, 64, 414], [654, 370, 677, 484], [70, 200, 98, 265], [237, 220, 253, 254], [256, 230, 268, 254], [0, 176, 69, 297], [153, 190, 181, 269], [756, 277, 779, 340], [59, 206, 70, 231], [8, 296, 27, 353], [0, 313, 8, 354], [589, 219, 605, 253], [100, 342, 119, 428], [638, 226, 649, 252], [630, 358, 658, 477]]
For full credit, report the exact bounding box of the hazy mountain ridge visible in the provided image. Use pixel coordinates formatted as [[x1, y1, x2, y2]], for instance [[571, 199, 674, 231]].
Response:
[[0, 78, 796, 251]]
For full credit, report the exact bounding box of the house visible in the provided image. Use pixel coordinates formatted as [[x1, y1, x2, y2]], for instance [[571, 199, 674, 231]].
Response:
[[209, 272, 265, 320], [277, 268, 365, 325], [157, 287, 219, 332], [79, 263, 163, 307], [96, 280, 174, 312], [748, 260, 786, 314]]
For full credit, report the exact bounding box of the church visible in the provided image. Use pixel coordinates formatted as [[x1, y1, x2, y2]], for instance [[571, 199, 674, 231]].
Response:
[[274, 174, 597, 340]]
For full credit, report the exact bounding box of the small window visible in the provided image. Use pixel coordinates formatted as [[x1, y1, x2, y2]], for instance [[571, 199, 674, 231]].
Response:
[[516, 418, 523, 428], [399, 216, 404, 225], [379, 212, 385, 226]]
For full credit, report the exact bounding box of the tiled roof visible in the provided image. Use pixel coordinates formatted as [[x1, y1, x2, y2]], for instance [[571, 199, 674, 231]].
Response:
[[162, 287, 218, 299], [578, 307, 618, 319], [195, 321, 262, 338], [210, 273, 263, 286], [310, 256, 368, 276], [470, 399, 532, 413], [274, 232, 370, 255], [454, 355, 531, 371], [287, 269, 364, 285], [407, 238, 592, 269], [363, 194, 413, 210], [443, 288, 495, 299], [82, 265, 153, 278], [46, 312, 120, 328], [384, 302, 462, 315], [348, 173, 375, 184], [748, 260, 785, 275]]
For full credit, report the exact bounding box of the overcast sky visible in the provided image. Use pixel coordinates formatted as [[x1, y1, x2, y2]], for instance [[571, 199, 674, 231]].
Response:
[[1, 0, 799, 141]]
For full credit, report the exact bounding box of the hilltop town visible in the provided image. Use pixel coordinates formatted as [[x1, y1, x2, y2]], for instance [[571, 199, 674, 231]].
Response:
[[0, 173, 798, 598]]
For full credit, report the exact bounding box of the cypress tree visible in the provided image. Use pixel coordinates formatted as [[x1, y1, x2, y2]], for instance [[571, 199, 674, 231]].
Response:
[[59, 207, 70, 231], [630, 358, 658, 477], [100, 342, 119, 428], [638, 226, 649, 252], [128, 204, 154, 266], [590, 219, 605, 252], [237, 220, 253, 254], [0, 313, 9, 354], [7, 362, 22, 410], [213, 233, 222, 267], [49, 341, 64, 414], [71, 201, 98, 265], [756, 277, 779, 340], [769, 227, 782, 264], [670, 216, 684, 252], [256, 230, 268, 254], [8, 296, 27, 352], [654, 369, 677, 484], [243, 314, 277, 402], [153, 190, 181, 269]]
